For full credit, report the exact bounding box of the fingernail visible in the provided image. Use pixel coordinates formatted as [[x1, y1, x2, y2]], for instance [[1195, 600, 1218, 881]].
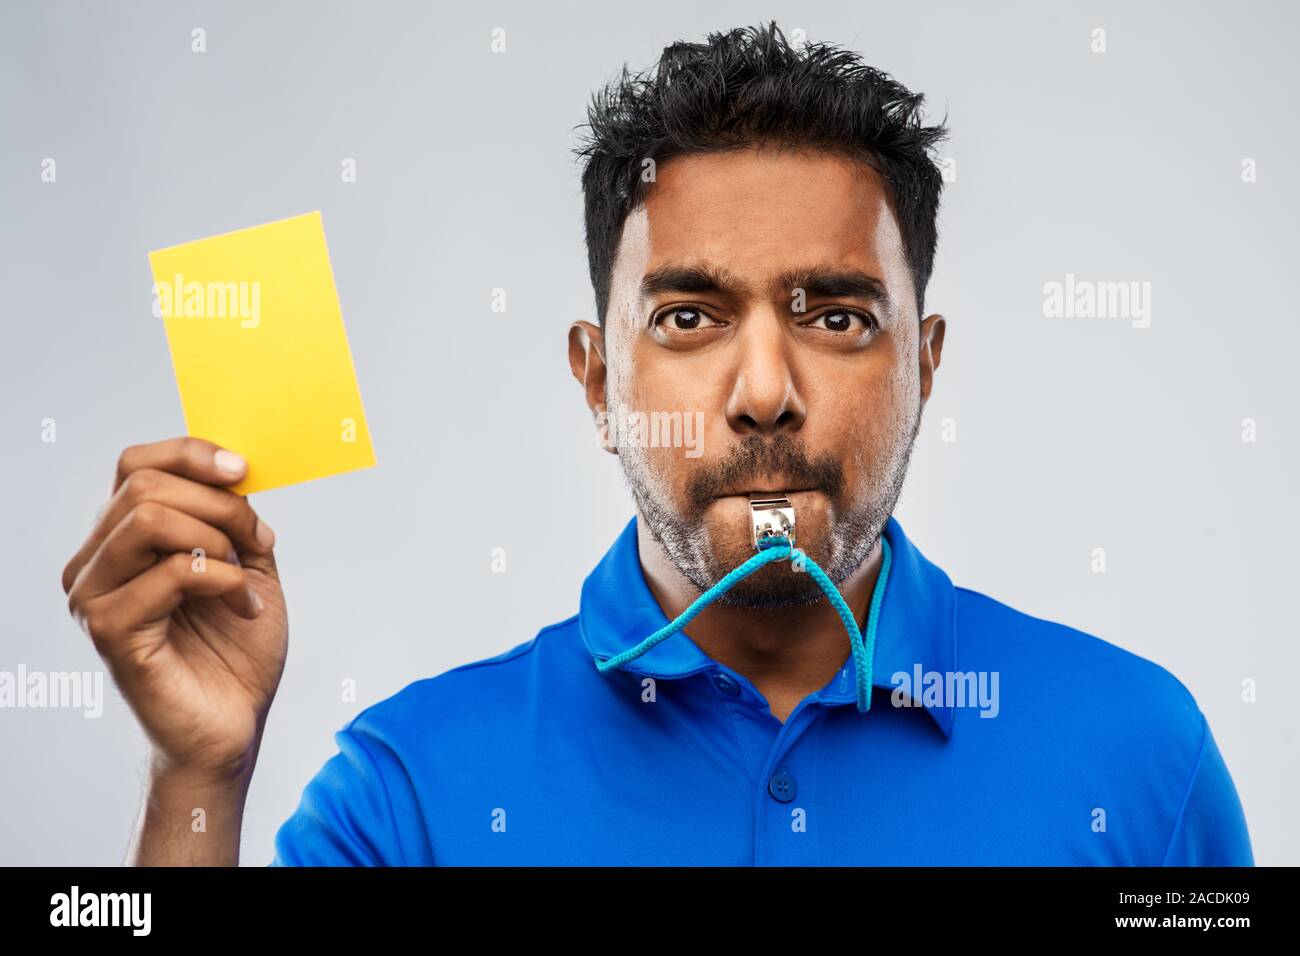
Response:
[[228, 549, 241, 567], [214, 450, 247, 477], [255, 518, 276, 549], [249, 586, 262, 613]]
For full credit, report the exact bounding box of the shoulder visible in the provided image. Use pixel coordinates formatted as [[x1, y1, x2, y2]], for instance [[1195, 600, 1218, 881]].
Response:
[[951, 586, 1251, 864], [338, 613, 586, 743], [952, 585, 1204, 746]]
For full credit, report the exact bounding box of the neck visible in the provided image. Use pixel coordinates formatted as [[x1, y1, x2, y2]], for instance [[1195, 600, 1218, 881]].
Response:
[[636, 516, 883, 723]]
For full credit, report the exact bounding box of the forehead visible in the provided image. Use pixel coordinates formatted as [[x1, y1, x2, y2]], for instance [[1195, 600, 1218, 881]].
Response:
[[616, 144, 909, 298]]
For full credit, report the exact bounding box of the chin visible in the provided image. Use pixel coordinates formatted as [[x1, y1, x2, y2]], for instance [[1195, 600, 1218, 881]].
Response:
[[711, 564, 829, 609]]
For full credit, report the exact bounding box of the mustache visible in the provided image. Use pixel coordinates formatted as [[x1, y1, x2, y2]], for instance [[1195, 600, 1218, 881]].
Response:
[[685, 434, 845, 510]]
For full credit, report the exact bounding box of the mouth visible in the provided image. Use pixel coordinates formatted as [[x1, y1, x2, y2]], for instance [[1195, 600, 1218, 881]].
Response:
[[713, 486, 819, 500]]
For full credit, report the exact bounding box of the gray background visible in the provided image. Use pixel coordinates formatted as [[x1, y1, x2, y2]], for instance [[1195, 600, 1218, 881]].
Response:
[[2, 0, 1295, 865]]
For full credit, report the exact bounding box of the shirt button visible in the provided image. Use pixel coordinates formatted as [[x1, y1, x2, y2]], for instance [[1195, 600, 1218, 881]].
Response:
[[714, 672, 742, 697], [768, 768, 798, 802]]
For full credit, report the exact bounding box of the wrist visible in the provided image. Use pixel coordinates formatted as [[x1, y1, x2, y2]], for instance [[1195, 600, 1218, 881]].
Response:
[[147, 752, 258, 794]]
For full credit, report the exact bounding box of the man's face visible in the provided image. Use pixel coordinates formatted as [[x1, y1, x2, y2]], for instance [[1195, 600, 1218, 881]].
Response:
[[571, 144, 944, 608]]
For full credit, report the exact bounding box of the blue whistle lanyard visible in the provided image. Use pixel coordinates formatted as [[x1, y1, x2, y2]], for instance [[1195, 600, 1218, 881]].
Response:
[[595, 534, 893, 713]]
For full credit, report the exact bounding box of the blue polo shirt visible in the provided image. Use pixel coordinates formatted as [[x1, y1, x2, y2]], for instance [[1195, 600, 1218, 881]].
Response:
[[270, 514, 1253, 865]]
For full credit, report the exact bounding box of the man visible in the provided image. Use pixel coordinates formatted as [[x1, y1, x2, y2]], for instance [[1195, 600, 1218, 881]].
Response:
[[63, 22, 1252, 865]]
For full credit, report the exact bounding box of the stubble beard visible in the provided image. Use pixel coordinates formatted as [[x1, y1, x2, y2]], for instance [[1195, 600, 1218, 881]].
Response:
[[618, 406, 921, 609]]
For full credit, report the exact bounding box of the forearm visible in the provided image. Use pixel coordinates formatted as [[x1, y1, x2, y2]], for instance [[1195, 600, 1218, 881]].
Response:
[[126, 762, 254, 866]]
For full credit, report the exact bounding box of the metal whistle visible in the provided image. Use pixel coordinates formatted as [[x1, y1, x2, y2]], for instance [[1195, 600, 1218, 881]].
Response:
[[749, 495, 796, 551]]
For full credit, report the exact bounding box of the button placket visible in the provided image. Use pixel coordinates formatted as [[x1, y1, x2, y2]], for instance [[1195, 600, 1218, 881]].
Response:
[[713, 670, 742, 698], [768, 767, 798, 802]]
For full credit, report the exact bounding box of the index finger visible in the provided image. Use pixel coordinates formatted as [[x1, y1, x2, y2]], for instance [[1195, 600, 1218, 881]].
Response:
[[113, 437, 248, 494]]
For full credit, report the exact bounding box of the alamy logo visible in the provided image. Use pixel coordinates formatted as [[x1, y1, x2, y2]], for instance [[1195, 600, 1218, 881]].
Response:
[[890, 665, 1000, 718], [50, 886, 151, 935], [1042, 273, 1151, 328], [152, 272, 261, 328], [596, 401, 704, 457], [0, 665, 103, 718]]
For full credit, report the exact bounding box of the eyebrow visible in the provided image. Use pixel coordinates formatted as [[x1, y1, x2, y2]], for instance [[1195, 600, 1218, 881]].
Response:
[[776, 265, 891, 309], [639, 262, 892, 310], [639, 263, 741, 299]]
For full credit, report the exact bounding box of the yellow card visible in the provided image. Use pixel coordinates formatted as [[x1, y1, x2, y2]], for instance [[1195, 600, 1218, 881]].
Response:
[[148, 211, 375, 495]]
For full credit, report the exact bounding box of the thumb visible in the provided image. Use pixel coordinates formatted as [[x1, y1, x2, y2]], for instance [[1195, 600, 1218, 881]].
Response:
[[238, 544, 279, 580]]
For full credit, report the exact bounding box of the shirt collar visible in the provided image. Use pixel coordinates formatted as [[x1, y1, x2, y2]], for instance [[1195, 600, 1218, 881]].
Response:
[[578, 514, 957, 737]]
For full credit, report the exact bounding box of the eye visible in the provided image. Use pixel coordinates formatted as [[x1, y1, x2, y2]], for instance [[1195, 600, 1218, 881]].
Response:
[[653, 306, 722, 331], [804, 309, 877, 333]]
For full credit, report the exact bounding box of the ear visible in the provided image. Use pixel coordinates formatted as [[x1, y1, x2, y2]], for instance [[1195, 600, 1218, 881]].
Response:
[[918, 312, 946, 407], [568, 320, 616, 455]]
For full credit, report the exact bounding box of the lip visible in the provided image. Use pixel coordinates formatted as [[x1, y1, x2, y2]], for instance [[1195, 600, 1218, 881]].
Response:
[[713, 487, 819, 500]]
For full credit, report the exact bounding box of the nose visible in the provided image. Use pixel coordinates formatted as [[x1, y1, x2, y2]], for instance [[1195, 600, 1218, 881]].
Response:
[[724, 313, 807, 437]]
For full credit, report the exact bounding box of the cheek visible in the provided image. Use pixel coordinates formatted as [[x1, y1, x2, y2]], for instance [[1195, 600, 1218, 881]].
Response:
[[619, 336, 665, 407], [842, 360, 915, 487], [612, 366, 700, 495]]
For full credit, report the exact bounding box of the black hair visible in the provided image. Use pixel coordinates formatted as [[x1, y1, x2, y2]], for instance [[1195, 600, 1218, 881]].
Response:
[[573, 20, 949, 326]]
